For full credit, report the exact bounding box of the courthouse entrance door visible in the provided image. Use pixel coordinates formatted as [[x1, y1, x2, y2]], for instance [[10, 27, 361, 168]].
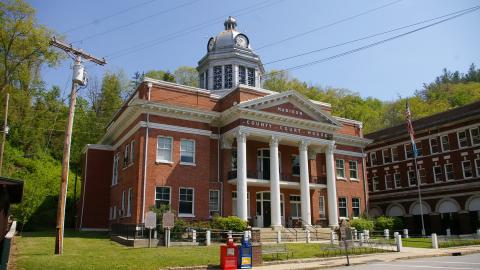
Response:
[[256, 192, 285, 227]]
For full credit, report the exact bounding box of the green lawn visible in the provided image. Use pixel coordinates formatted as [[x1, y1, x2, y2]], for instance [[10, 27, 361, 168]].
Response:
[[14, 231, 388, 270], [399, 237, 480, 248]]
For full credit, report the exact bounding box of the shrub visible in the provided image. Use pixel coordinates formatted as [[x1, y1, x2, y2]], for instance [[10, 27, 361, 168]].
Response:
[[374, 216, 403, 231], [211, 216, 247, 232], [350, 217, 374, 231]]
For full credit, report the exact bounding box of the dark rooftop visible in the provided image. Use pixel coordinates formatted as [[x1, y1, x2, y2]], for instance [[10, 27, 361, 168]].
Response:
[[365, 100, 480, 142]]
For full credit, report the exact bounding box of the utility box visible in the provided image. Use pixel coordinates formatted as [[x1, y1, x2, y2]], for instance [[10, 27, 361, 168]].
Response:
[[238, 238, 252, 269], [220, 238, 238, 270]]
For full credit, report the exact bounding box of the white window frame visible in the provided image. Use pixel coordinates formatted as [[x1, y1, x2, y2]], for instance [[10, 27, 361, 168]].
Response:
[[155, 186, 171, 208], [231, 148, 237, 171], [352, 198, 360, 217], [462, 160, 473, 179], [156, 136, 173, 163], [338, 197, 348, 218], [417, 168, 426, 185], [121, 190, 126, 217], [444, 163, 454, 181], [382, 148, 392, 164], [475, 159, 480, 177], [336, 159, 345, 179], [178, 187, 195, 217], [441, 135, 450, 152], [291, 155, 300, 176], [111, 153, 119, 186], [429, 137, 440, 154], [408, 169, 417, 187], [392, 147, 399, 162], [127, 188, 133, 217], [458, 131, 469, 148], [433, 165, 443, 182], [319, 195, 326, 219], [209, 189, 220, 217], [404, 143, 413, 159], [112, 205, 117, 220], [180, 139, 196, 165], [385, 173, 393, 190], [372, 176, 379, 191], [130, 140, 135, 164], [289, 195, 301, 219], [123, 144, 129, 168], [416, 141, 423, 157], [471, 126, 480, 146], [393, 172, 401, 188], [349, 160, 358, 180], [370, 152, 377, 166]]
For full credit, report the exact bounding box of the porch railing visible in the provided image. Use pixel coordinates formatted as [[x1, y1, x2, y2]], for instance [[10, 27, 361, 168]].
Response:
[[227, 170, 327, 185]]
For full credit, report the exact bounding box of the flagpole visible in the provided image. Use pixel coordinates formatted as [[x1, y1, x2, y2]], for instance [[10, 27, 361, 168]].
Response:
[[413, 154, 426, 236]]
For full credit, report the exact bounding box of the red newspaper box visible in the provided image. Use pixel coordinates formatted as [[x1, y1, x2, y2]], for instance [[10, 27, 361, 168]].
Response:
[[220, 238, 238, 270]]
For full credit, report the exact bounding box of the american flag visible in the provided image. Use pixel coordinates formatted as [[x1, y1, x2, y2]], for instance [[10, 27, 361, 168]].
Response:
[[405, 99, 417, 158]]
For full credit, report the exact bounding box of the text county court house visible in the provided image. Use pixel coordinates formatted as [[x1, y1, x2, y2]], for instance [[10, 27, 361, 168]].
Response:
[[78, 17, 371, 230]]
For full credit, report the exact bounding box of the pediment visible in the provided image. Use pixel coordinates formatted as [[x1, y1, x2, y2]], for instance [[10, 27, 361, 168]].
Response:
[[238, 90, 341, 127]]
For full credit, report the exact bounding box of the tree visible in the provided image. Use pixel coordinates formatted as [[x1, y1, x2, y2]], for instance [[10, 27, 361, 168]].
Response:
[[0, 0, 62, 94], [174, 66, 198, 87], [144, 70, 176, 83]]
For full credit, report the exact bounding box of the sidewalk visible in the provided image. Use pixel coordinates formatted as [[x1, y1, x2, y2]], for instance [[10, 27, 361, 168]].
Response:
[[254, 245, 480, 270]]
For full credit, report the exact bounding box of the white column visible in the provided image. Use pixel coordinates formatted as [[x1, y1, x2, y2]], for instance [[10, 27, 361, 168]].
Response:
[[236, 131, 248, 221], [326, 144, 339, 227], [269, 136, 282, 230], [299, 141, 311, 226]]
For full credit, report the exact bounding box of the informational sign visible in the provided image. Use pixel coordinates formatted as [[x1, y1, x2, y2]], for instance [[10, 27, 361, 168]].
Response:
[[145, 211, 157, 229], [162, 211, 175, 229]]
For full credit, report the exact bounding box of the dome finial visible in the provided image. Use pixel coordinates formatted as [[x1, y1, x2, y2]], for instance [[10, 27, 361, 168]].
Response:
[[224, 16, 237, 30]]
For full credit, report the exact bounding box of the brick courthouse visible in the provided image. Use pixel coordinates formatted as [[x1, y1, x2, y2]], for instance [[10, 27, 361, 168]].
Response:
[[78, 17, 371, 230]]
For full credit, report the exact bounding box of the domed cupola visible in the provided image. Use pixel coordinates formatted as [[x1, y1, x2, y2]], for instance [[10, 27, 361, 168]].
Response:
[[197, 16, 264, 96]]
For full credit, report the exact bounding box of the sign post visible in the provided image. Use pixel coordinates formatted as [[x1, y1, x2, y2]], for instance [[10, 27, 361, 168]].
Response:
[[162, 212, 175, 248], [339, 220, 350, 266], [145, 211, 157, 248]]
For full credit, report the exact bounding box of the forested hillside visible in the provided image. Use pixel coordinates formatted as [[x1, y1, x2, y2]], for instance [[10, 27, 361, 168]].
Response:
[[1, 0, 479, 230]]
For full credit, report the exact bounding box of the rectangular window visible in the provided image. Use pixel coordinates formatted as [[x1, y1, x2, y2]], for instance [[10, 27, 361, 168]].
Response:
[[123, 144, 129, 167], [471, 127, 480, 145], [290, 195, 301, 218], [441, 135, 450, 151], [213, 66, 222, 90], [292, 155, 300, 176], [336, 159, 345, 178], [232, 192, 250, 217], [121, 190, 126, 216], [209, 190, 220, 216], [338, 197, 348, 218], [205, 70, 209, 89], [231, 149, 237, 171], [458, 131, 469, 148], [418, 168, 426, 184], [372, 176, 379, 191], [408, 169, 417, 186], [199, 72, 205, 89], [130, 140, 135, 164], [352, 198, 360, 217], [113, 205, 117, 220], [127, 188, 133, 217], [370, 152, 377, 166], [155, 186, 171, 208], [247, 68, 255, 86], [349, 160, 358, 179], [392, 147, 399, 162], [430, 137, 440, 154], [433, 166, 444, 182], [405, 144, 414, 159], [180, 139, 195, 164], [112, 153, 119, 185], [224, 64, 232, 88], [383, 149, 392, 164], [239, 66, 246, 84], [462, 160, 473, 179], [475, 159, 480, 177], [179, 188, 194, 216], [156, 136, 173, 162], [416, 141, 423, 157], [445, 163, 454, 180], [394, 172, 401, 188], [385, 173, 394, 189], [319, 196, 326, 219]]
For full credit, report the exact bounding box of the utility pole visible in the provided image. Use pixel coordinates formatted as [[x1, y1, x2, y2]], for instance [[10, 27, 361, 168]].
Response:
[[0, 93, 9, 176], [50, 37, 106, 255]]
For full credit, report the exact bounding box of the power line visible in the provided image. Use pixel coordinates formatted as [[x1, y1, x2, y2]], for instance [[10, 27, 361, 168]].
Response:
[[62, 0, 159, 34], [105, 0, 284, 60], [263, 5, 480, 66], [72, 0, 200, 44], [255, 0, 403, 50]]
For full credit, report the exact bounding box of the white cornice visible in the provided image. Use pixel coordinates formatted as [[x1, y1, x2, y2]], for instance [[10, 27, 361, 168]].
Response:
[[82, 144, 114, 154], [333, 133, 372, 147], [334, 149, 365, 158], [143, 77, 213, 97], [333, 116, 363, 129]]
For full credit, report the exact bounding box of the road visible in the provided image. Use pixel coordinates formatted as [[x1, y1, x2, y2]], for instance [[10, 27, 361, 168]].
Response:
[[331, 253, 480, 270]]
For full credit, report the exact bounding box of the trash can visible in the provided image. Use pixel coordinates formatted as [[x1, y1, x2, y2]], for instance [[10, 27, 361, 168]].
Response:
[[220, 238, 238, 270], [238, 238, 252, 269]]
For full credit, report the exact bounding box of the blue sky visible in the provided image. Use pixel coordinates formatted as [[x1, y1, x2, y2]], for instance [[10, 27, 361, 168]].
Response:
[[30, 0, 479, 101]]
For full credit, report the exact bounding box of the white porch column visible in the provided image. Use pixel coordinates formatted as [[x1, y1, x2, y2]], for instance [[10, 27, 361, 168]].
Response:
[[326, 144, 339, 227], [269, 136, 282, 230], [236, 131, 248, 221], [299, 141, 311, 226]]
